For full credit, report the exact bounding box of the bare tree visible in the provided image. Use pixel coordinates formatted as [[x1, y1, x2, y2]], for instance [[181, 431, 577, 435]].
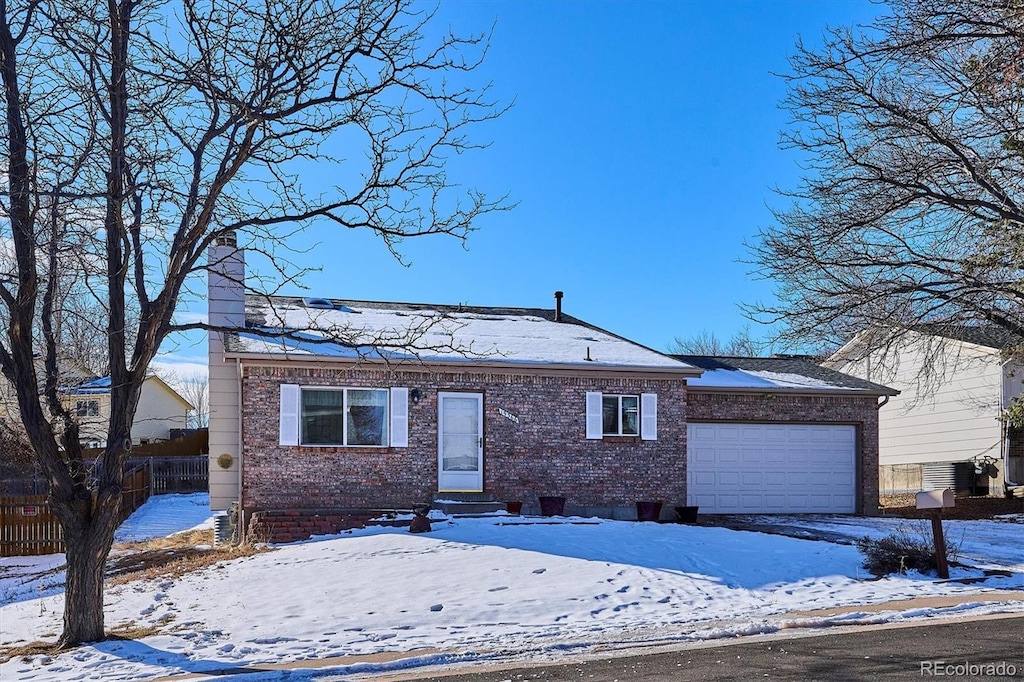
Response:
[[0, 0, 507, 647], [748, 0, 1024, 359], [159, 369, 208, 429], [668, 327, 765, 356]]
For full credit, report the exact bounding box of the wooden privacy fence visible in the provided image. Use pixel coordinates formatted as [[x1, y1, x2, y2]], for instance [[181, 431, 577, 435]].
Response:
[[0, 462, 152, 557], [0, 495, 62, 556], [144, 456, 208, 494]]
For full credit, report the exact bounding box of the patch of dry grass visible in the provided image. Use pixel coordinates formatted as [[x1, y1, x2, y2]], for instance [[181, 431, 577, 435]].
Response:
[[0, 620, 174, 663], [1, 641, 59, 663], [107, 533, 270, 585]]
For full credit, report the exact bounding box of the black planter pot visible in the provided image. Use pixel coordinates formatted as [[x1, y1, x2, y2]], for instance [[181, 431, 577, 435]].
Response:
[[635, 501, 663, 522], [538, 495, 566, 516], [674, 505, 699, 524]]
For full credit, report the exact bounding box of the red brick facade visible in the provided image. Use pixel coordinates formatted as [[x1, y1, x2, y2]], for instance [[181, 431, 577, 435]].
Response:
[[240, 363, 689, 516], [686, 390, 882, 514], [237, 363, 884, 540]]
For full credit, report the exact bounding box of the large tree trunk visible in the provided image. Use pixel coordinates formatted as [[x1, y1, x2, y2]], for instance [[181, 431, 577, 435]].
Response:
[[54, 496, 119, 647]]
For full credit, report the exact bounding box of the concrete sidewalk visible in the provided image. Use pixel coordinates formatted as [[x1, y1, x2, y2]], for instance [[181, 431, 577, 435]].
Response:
[[151, 648, 448, 681], [789, 590, 1024, 618]]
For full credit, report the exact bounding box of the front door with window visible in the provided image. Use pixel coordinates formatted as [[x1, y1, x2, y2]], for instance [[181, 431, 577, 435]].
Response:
[[438, 392, 483, 492]]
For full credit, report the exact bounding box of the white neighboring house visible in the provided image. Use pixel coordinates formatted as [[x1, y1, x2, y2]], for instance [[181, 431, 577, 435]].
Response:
[[825, 327, 1024, 495], [65, 374, 194, 447]]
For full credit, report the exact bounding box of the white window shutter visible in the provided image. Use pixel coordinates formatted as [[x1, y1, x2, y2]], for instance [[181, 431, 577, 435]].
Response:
[[390, 387, 409, 447], [641, 393, 658, 441], [279, 384, 300, 446], [585, 392, 603, 439]]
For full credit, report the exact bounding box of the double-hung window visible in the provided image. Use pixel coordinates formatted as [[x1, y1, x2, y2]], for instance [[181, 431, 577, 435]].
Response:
[[76, 400, 99, 417], [585, 391, 658, 441], [602, 394, 639, 436], [300, 388, 389, 446], [279, 385, 409, 448]]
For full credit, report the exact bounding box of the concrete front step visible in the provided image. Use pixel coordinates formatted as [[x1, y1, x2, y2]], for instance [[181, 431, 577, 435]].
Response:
[[433, 492, 496, 503], [432, 500, 506, 515], [431, 492, 508, 515]]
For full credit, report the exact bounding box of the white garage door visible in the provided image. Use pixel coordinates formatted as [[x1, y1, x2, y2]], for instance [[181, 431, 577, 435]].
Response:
[[687, 423, 857, 514]]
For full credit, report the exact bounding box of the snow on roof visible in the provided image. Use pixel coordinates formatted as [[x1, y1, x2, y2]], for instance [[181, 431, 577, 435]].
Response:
[[676, 355, 896, 394], [235, 297, 696, 372], [65, 376, 111, 395]]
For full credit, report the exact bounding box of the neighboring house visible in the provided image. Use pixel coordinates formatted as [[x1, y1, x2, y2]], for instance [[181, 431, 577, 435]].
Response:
[[825, 327, 1024, 495], [207, 238, 893, 541], [674, 355, 896, 515], [65, 374, 194, 447]]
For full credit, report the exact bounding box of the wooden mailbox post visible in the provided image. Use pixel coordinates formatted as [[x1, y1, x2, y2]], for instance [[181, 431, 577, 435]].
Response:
[[915, 489, 954, 579]]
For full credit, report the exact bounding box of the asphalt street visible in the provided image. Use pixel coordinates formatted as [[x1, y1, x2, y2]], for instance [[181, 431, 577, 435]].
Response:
[[392, 613, 1024, 681]]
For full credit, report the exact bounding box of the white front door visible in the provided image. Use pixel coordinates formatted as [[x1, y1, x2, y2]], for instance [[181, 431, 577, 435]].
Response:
[[438, 392, 484, 492]]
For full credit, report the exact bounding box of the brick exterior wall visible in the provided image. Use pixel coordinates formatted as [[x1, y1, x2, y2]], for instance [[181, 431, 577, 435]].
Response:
[[686, 391, 882, 515], [240, 364, 689, 519], [247, 510, 375, 543]]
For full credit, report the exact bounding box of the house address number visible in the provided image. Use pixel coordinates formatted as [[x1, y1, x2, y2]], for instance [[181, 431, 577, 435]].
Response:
[[498, 407, 520, 424]]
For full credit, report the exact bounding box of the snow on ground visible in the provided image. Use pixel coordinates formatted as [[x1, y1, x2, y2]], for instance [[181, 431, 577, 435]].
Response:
[[1, 498, 1023, 681], [114, 492, 213, 543], [743, 514, 1024, 571]]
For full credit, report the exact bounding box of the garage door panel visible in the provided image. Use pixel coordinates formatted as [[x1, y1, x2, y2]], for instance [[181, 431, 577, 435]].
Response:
[[717, 471, 740, 486], [690, 471, 716, 486], [688, 423, 857, 514], [741, 472, 763, 486], [787, 450, 812, 466], [691, 448, 718, 465], [786, 428, 809, 442], [741, 449, 763, 465], [808, 472, 832, 486], [717, 448, 741, 464]]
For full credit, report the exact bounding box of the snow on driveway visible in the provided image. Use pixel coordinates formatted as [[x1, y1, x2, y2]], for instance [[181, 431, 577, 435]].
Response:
[[1, 496, 1023, 681]]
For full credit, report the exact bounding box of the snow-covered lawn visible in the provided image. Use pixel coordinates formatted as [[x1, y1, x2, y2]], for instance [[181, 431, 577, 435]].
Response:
[[2, 495, 1023, 681]]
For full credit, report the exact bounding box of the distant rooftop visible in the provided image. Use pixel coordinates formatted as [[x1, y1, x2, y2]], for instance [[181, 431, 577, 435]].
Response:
[[66, 376, 112, 395], [912, 324, 1023, 351], [673, 354, 897, 394], [233, 295, 699, 372]]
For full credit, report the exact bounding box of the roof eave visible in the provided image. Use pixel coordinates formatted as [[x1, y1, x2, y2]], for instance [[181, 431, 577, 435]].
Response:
[[222, 351, 702, 378], [687, 384, 899, 397]]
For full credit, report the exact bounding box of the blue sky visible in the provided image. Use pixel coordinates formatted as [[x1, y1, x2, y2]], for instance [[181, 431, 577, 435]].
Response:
[[164, 0, 883, 373]]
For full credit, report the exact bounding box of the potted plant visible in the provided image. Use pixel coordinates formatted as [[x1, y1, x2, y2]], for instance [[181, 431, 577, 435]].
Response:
[[635, 500, 663, 522], [538, 495, 566, 516], [674, 505, 699, 524]]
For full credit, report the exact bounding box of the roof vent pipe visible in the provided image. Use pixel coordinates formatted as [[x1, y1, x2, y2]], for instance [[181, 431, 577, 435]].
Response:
[[554, 291, 564, 322]]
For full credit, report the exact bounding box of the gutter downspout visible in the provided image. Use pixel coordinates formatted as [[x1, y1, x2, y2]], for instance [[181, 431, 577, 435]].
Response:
[[1001, 358, 1017, 487], [236, 358, 246, 542], [876, 395, 890, 411]]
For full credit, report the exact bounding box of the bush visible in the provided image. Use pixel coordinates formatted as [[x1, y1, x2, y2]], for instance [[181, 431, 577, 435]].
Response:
[[856, 525, 958, 577]]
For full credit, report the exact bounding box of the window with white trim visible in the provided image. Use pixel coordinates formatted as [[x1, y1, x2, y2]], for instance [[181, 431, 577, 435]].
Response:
[[585, 391, 658, 441], [76, 400, 99, 417], [602, 394, 639, 436], [301, 388, 389, 446]]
